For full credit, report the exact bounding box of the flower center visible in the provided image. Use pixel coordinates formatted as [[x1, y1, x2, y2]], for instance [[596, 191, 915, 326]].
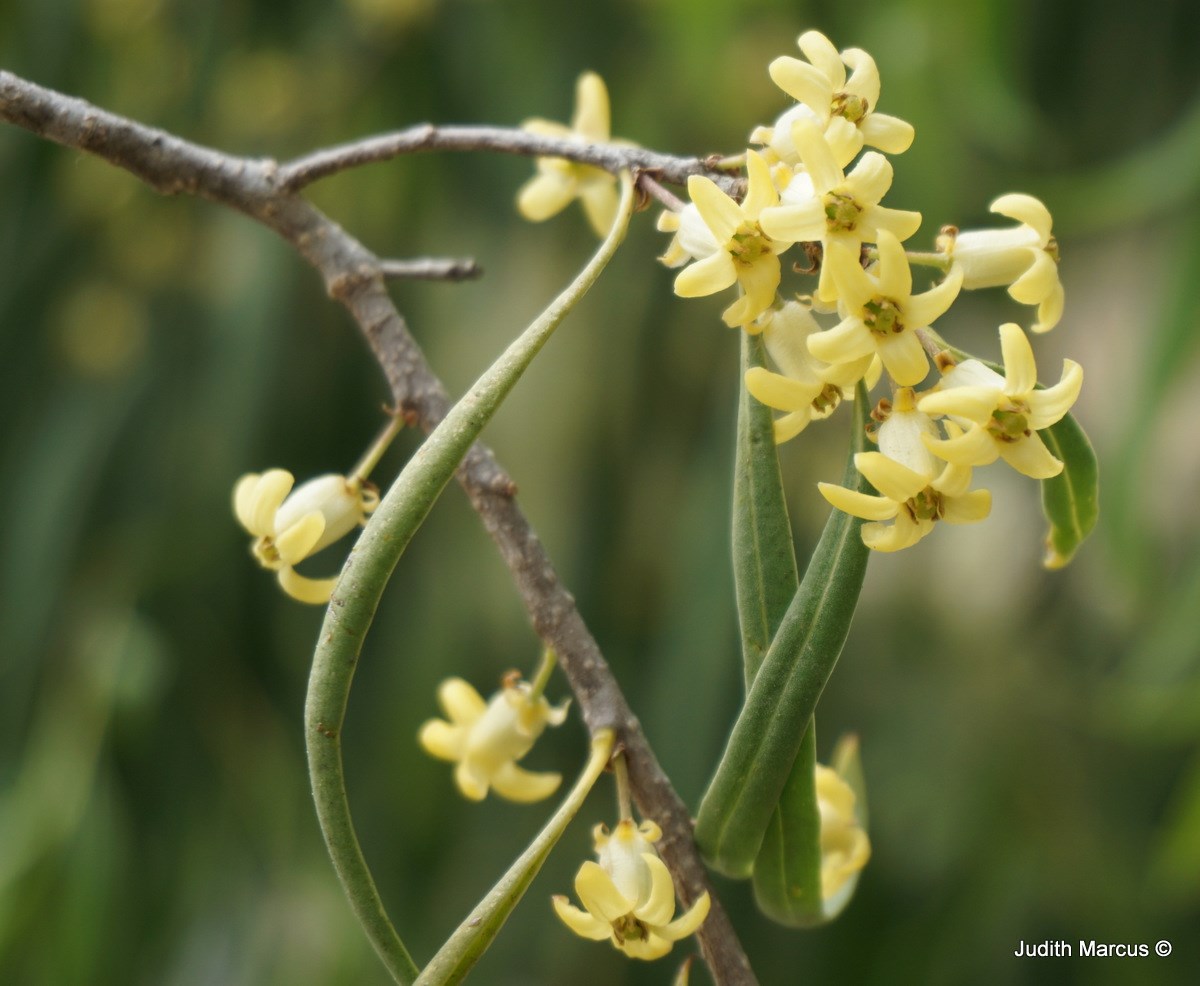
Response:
[[252, 536, 282, 568], [611, 914, 648, 944], [823, 192, 862, 233], [832, 92, 869, 124], [1045, 236, 1060, 263], [812, 382, 843, 414], [987, 401, 1031, 443], [904, 487, 945, 523], [730, 222, 771, 266], [863, 296, 903, 335]]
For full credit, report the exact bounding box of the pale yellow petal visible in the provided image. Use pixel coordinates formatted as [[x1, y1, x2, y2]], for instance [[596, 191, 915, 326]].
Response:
[[491, 762, 562, 803], [276, 567, 335, 605], [998, 322, 1038, 396], [860, 204, 922, 243], [941, 488, 992, 524], [998, 434, 1063, 479], [552, 896, 613, 941], [759, 200, 826, 242], [576, 861, 635, 923], [791, 117, 843, 194], [1026, 360, 1083, 429], [807, 317, 875, 365], [619, 935, 674, 961], [1008, 249, 1058, 304], [521, 118, 573, 139], [860, 113, 914, 154], [844, 151, 892, 205], [454, 760, 489, 801], [274, 510, 326, 565], [903, 264, 963, 329], [774, 411, 813, 444], [818, 483, 900, 521], [797, 29, 845, 88], [876, 230, 911, 300], [571, 72, 610, 141], [922, 425, 999, 467], [657, 891, 710, 941], [990, 193, 1052, 244], [825, 239, 875, 311], [633, 853, 677, 927], [674, 251, 738, 298], [840, 48, 880, 106], [877, 330, 929, 386], [745, 367, 823, 412], [248, 469, 294, 537], [768, 56, 833, 117], [686, 175, 741, 243], [580, 180, 619, 238], [233, 473, 262, 534], [517, 173, 575, 223], [931, 460, 974, 498], [1033, 280, 1065, 333], [438, 677, 487, 725], [418, 719, 464, 762], [742, 151, 780, 217], [918, 385, 1003, 423], [862, 512, 930, 551], [854, 451, 929, 501], [723, 255, 781, 327]]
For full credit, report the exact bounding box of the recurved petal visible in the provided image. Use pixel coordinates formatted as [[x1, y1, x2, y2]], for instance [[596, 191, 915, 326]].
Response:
[[674, 251, 738, 298], [918, 384, 1003, 422], [860, 112, 915, 154], [246, 469, 294, 537], [840, 48, 881, 106], [1033, 280, 1065, 333], [491, 762, 562, 803], [233, 473, 262, 534], [580, 180, 620, 238], [1026, 359, 1083, 429], [571, 72, 611, 141], [990, 193, 1053, 244], [791, 117, 843, 194], [418, 719, 464, 761], [876, 230, 912, 299], [862, 512, 929, 551], [774, 411, 812, 444], [768, 57, 834, 116], [745, 366, 823, 412], [825, 239, 876, 311], [276, 567, 336, 605], [941, 488, 992, 524], [517, 173, 575, 223], [657, 891, 711, 941], [798, 29, 845, 88], [931, 459, 974, 498], [723, 254, 782, 327], [758, 200, 826, 242], [743, 150, 780, 217], [877, 330, 930, 387], [619, 934, 674, 961], [807, 317, 875, 365], [576, 861, 635, 924], [687, 175, 742, 244], [854, 451, 929, 501], [454, 760, 489, 801], [922, 424, 999, 467], [274, 511, 326, 565], [438, 677, 487, 725], [634, 854, 677, 928], [998, 433, 1064, 479], [818, 482, 900, 521], [1008, 249, 1058, 305], [860, 204, 922, 243], [904, 264, 963, 329], [845, 151, 892, 204], [552, 896, 613, 941], [998, 322, 1038, 396]]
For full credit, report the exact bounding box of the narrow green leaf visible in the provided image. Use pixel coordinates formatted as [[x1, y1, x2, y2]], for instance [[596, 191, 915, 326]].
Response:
[[416, 732, 614, 986], [1038, 412, 1099, 569], [733, 331, 800, 687], [696, 384, 871, 878]]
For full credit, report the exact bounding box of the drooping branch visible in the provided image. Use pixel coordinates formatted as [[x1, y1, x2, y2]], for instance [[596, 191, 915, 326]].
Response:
[[0, 70, 757, 984]]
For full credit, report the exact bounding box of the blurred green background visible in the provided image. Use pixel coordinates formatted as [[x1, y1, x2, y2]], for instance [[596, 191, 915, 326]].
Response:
[[3, 0, 1199, 983]]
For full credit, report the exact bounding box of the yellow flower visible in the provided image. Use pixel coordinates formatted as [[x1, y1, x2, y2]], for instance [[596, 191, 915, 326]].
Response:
[[918, 322, 1083, 478], [419, 675, 568, 802], [233, 469, 378, 604], [759, 119, 921, 303], [938, 193, 1063, 332], [744, 301, 874, 442], [818, 389, 991, 551], [816, 762, 871, 916], [671, 151, 790, 328], [765, 30, 915, 156], [807, 230, 962, 386], [552, 819, 710, 960], [517, 72, 622, 237]]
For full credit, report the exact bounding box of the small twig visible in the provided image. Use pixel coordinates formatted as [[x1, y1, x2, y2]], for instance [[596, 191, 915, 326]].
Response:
[[380, 257, 483, 282], [638, 173, 686, 211]]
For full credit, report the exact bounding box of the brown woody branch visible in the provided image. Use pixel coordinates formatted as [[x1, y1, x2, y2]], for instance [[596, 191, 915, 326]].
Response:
[[0, 70, 756, 985]]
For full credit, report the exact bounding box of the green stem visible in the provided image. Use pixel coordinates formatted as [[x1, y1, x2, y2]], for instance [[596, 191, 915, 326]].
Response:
[[304, 174, 635, 985], [528, 647, 557, 701], [613, 750, 633, 821], [351, 412, 405, 483]]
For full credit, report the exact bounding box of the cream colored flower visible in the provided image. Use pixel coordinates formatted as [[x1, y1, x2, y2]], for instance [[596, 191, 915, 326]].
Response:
[[552, 818, 710, 960], [759, 120, 921, 303], [517, 72, 622, 237], [233, 469, 378, 604], [816, 762, 871, 917], [818, 389, 991, 551], [765, 29, 915, 155], [938, 193, 1063, 332], [918, 322, 1083, 478], [806, 230, 962, 386], [419, 675, 568, 802], [744, 301, 874, 442], [671, 150, 791, 328]]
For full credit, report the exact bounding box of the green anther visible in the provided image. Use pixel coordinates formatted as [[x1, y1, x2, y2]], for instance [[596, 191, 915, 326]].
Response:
[[863, 297, 902, 335], [823, 193, 862, 232], [833, 92, 869, 124]]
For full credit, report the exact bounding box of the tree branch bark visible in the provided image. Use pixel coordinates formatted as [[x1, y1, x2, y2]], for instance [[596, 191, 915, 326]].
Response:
[[0, 70, 756, 984]]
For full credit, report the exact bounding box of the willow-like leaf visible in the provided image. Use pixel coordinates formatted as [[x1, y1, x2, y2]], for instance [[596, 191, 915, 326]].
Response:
[[416, 731, 614, 986], [696, 384, 871, 878], [304, 175, 634, 985], [1039, 413, 1099, 569], [733, 330, 800, 687]]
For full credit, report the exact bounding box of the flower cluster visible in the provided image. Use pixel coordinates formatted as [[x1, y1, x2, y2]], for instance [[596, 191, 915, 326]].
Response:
[[659, 30, 1080, 553]]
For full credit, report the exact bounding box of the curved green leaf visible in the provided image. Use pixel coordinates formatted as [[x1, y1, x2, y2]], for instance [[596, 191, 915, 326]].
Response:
[[1039, 412, 1099, 569], [415, 732, 614, 986], [733, 330, 800, 687], [696, 384, 871, 878]]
